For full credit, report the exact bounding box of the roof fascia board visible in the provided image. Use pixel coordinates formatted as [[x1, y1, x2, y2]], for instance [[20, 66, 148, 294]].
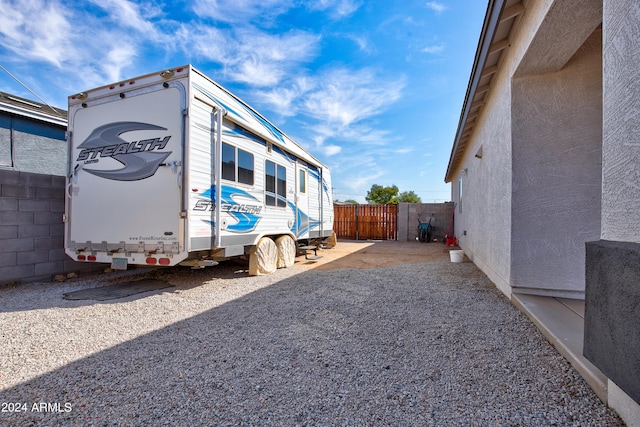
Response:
[[0, 102, 67, 127], [445, 0, 506, 182]]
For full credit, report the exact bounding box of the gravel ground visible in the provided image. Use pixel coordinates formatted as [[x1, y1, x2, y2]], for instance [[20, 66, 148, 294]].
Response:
[[0, 258, 624, 426]]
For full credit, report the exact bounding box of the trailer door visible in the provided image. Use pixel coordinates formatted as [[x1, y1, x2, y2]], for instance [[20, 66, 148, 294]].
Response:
[[295, 163, 311, 238], [66, 85, 185, 262], [187, 96, 224, 250]]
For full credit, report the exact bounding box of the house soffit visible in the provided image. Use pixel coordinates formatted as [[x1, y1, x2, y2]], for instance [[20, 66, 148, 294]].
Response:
[[444, 0, 524, 183], [514, 0, 602, 77]]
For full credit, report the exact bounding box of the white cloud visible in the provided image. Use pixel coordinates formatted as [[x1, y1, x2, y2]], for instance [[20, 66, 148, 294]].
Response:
[[184, 26, 320, 87], [192, 0, 294, 24], [236, 56, 285, 87], [395, 147, 413, 154], [422, 44, 445, 54], [254, 76, 315, 116], [323, 144, 342, 156], [299, 112, 394, 157], [178, 25, 228, 61], [89, 0, 160, 35], [0, 0, 74, 67], [425, 1, 446, 13], [103, 44, 137, 82], [192, 0, 361, 24], [0, 0, 169, 91], [252, 67, 404, 161], [345, 34, 375, 54], [343, 169, 386, 193], [308, 0, 363, 19], [302, 68, 405, 127], [234, 29, 319, 86]]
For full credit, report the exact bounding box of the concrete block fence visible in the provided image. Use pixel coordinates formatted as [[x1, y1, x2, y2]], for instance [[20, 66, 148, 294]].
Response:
[[397, 202, 455, 243], [0, 169, 98, 285]]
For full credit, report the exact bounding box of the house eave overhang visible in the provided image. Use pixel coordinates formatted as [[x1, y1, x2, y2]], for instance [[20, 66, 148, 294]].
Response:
[[444, 0, 524, 183], [0, 92, 67, 128]]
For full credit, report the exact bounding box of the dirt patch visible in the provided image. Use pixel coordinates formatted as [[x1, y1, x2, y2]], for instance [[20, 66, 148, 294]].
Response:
[[294, 239, 455, 271]]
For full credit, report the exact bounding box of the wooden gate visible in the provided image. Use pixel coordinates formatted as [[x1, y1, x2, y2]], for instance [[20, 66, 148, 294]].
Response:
[[333, 204, 398, 240]]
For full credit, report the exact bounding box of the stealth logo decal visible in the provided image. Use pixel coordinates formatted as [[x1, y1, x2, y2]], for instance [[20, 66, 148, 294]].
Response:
[[76, 122, 172, 181], [195, 185, 263, 232]]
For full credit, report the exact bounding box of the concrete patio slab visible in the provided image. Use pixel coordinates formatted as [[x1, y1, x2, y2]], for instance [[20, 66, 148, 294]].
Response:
[[512, 293, 608, 403]]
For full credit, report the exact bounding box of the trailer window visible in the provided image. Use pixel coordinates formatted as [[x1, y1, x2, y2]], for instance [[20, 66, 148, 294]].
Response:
[[238, 149, 254, 185], [276, 164, 286, 207], [265, 160, 286, 207], [222, 143, 254, 185], [299, 169, 306, 193], [222, 143, 235, 181]]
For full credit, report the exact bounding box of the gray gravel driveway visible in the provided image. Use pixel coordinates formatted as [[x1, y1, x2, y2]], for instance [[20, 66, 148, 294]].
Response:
[[0, 256, 624, 426]]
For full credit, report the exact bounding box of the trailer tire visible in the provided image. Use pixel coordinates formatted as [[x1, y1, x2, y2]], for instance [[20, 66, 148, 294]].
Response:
[[274, 235, 296, 268], [249, 237, 278, 276], [325, 231, 337, 249]]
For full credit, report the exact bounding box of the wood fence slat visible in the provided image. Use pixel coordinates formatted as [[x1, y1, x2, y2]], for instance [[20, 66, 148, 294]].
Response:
[[333, 204, 397, 240]]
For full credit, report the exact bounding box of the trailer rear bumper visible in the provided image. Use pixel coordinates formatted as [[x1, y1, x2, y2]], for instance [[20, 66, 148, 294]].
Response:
[[65, 249, 189, 269]]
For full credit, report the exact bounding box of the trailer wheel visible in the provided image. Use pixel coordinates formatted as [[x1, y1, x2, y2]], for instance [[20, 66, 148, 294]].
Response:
[[274, 235, 296, 268], [249, 237, 278, 276]]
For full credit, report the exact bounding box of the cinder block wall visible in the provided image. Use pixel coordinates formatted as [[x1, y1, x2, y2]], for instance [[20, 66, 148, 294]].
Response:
[[397, 202, 455, 242], [0, 169, 98, 285]]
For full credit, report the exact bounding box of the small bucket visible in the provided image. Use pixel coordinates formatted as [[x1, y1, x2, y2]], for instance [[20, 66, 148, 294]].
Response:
[[449, 249, 464, 263]]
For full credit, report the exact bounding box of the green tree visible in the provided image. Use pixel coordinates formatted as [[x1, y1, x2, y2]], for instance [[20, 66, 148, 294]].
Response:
[[398, 191, 422, 203], [344, 199, 359, 205], [366, 184, 399, 204]]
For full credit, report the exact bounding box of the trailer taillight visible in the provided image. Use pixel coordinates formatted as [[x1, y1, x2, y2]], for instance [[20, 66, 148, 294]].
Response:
[[77, 254, 86, 261], [87, 255, 97, 261], [159, 258, 171, 265], [146, 258, 157, 265]]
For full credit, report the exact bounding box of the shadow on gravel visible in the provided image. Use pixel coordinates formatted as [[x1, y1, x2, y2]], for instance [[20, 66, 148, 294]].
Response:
[[0, 261, 623, 426], [0, 260, 254, 313], [61, 279, 174, 301], [0, 241, 448, 313]]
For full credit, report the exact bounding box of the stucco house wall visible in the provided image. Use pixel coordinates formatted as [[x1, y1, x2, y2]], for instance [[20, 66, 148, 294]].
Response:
[[601, 1, 640, 242], [446, 0, 640, 422], [510, 29, 602, 297], [448, 0, 603, 299], [450, 0, 578, 298], [582, 2, 640, 423], [450, 68, 513, 297]]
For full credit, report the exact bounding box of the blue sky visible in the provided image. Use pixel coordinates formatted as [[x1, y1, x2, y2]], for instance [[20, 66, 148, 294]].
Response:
[[0, 0, 486, 203]]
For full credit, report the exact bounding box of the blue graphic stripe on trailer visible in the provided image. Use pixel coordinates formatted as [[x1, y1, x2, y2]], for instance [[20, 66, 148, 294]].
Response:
[[200, 185, 262, 232], [307, 167, 330, 194], [286, 200, 320, 236], [193, 83, 244, 122], [194, 82, 285, 145], [242, 107, 285, 145], [224, 123, 267, 146]]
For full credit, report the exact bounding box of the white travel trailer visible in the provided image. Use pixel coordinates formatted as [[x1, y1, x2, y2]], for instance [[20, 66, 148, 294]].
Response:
[[64, 65, 333, 274]]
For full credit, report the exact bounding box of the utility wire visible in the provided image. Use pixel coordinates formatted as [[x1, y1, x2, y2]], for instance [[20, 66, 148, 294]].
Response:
[[0, 64, 64, 117]]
